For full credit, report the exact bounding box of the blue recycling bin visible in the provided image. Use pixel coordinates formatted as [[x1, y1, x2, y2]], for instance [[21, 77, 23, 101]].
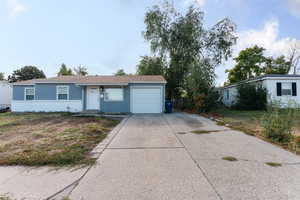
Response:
[[165, 100, 173, 113]]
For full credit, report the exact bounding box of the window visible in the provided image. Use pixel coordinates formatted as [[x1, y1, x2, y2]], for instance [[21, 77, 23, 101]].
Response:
[[57, 86, 69, 100], [226, 89, 229, 100], [282, 83, 292, 96], [25, 88, 35, 100], [104, 88, 123, 101]]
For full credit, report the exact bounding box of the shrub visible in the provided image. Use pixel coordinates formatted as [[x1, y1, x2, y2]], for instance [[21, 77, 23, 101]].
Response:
[[261, 106, 294, 144], [234, 83, 267, 110], [193, 88, 221, 112]]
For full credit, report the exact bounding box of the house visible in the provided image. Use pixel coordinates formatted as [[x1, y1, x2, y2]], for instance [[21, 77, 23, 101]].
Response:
[[11, 75, 166, 113], [0, 81, 12, 109], [220, 74, 300, 107]]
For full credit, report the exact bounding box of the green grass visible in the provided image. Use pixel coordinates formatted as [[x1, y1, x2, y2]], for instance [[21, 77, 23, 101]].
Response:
[[0, 113, 120, 166], [222, 156, 238, 162], [265, 162, 282, 167]]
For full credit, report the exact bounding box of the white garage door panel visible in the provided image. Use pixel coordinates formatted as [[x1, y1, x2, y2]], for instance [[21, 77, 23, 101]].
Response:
[[132, 87, 162, 113]]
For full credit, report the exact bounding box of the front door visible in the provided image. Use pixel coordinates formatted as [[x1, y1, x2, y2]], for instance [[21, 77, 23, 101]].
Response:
[[86, 87, 100, 110]]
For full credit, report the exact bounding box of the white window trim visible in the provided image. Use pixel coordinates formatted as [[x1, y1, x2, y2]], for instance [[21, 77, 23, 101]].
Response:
[[104, 88, 124, 102], [24, 87, 35, 101], [56, 85, 69, 100]]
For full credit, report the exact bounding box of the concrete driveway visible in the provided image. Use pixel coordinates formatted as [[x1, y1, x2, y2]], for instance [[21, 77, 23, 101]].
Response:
[[69, 113, 300, 200]]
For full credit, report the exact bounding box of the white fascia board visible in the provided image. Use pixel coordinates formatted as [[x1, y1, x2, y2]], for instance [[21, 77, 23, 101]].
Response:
[[76, 83, 129, 86], [130, 81, 167, 84]]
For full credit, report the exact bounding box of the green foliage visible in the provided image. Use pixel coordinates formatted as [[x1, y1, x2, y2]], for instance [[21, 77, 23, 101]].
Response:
[[8, 66, 46, 83], [115, 69, 127, 76], [0, 73, 5, 81], [143, 2, 236, 100], [226, 45, 266, 84], [57, 63, 73, 76], [234, 84, 267, 110], [226, 45, 292, 84], [136, 56, 165, 75], [264, 56, 291, 74], [261, 106, 294, 144], [74, 65, 88, 76]]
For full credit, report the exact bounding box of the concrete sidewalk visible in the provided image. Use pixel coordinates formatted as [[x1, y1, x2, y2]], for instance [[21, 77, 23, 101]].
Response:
[[0, 166, 87, 200]]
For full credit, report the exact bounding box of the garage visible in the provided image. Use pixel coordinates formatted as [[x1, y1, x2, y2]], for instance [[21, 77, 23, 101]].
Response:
[[131, 87, 163, 113]]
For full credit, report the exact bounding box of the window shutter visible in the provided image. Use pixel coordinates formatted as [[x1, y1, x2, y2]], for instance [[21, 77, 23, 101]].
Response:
[[292, 82, 297, 96], [276, 82, 282, 96]]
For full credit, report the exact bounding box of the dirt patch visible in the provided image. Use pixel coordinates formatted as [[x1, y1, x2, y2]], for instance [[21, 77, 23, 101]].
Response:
[[0, 113, 120, 166]]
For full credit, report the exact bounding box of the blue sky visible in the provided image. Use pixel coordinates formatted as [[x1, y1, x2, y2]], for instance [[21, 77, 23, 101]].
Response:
[[0, 0, 300, 84]]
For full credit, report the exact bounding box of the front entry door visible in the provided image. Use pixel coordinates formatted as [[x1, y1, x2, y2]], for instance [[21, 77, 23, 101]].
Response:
[[87, 87, 100, 110]]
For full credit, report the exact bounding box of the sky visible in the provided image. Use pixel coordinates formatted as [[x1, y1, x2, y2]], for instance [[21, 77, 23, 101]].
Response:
[[0, 0, 300, 85]]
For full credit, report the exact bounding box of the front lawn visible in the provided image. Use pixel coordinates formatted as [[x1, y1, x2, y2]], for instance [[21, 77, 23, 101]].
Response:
[[0, 113, 120, 166], [203, 109, 300, 155]]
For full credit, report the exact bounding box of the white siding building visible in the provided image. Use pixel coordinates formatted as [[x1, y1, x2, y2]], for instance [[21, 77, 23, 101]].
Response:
[[0, 81, 12, 108], [221, 75, 300, 107]]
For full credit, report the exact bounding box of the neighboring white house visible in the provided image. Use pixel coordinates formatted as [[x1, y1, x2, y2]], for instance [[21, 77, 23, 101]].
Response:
[[0, 81, 12, 109], [220, 74, 300, 107]]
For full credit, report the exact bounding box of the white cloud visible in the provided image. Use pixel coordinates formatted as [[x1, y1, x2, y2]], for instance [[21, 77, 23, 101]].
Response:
[[286, 0, 300, 18], [6, 0, 27, 17], [236, 19, 299, 58], [216, 19, 300, 85]]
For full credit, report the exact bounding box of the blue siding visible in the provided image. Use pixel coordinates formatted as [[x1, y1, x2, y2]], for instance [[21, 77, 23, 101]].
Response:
[[99, 83, 166, 113], [100, 86, 130, 113], [13, 85, 34, 100], [13, 84, 82, 100], [13, 82, 166, 113]]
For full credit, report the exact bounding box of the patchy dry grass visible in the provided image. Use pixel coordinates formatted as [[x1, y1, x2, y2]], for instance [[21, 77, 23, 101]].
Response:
[[265, 162, 282, 167], [191, 130, 220, 134], [0, 113, 120, 166], [204, 109, 300, 155], [0, 194, 14, 200], [222, 156, 238, 162]]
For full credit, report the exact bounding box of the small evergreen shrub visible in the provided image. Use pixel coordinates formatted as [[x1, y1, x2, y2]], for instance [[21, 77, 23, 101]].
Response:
[[234, 84, 267, 110], [261, 106, 294, 144]]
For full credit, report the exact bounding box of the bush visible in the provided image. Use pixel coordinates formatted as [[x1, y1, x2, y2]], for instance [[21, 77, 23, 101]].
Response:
[[193, 88, 220, 112], [261, 106, 294, 144], [234, 84, 267, 110]]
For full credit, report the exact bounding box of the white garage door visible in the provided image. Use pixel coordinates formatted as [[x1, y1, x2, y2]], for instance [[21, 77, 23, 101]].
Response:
[[131, 87, 162, 113]]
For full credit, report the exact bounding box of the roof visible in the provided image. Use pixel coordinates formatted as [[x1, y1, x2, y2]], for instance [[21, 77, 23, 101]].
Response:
[[12, 75, 167, 85], [221, 74, 300, 89]]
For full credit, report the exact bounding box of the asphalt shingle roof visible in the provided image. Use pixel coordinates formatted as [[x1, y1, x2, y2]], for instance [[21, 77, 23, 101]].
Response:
[[13, 75, 167, 85]]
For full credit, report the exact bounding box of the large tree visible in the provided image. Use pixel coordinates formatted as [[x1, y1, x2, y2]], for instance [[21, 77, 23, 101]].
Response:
[[136, 56, 165, 75], [74, 65, 88, 76], [226, 45, 291, 84], [57, 63, 73, 76], [226, 45, 266, 84], [144, 2, 236, 99], [0, 73, 5, 81], [8, 66, 46, 83], [264, 56, 291, 74]]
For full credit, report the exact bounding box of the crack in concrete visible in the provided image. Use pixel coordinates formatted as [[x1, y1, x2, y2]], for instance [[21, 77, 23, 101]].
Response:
[[162, 114, 224, 200], [106, 147, 184, 150]]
